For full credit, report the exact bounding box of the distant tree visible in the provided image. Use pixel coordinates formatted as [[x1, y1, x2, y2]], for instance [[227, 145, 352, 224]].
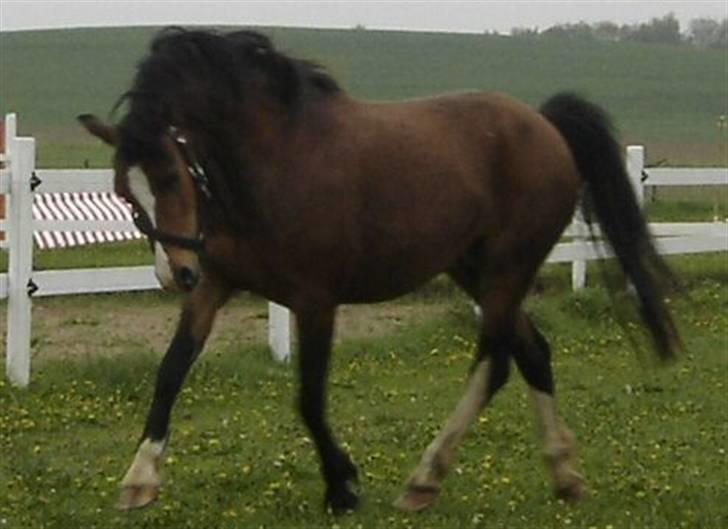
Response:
[[688, 18, 721, 48], [629, 13, 682, 45], [593, 21, 620, 42], [509, 14, 728, 49], [510, 27, 539, 38], [618, 23, 637, 42], [717, 19, 728, 49], [690, 18, 728, 51], [541, 22, 594, 41]]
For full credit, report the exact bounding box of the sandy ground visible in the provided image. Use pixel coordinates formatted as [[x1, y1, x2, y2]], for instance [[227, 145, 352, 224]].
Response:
[[0, 292, 450, 363]]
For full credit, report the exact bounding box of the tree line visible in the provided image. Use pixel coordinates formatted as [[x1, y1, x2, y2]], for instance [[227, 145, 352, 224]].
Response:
[[510, 14, 727, 49]]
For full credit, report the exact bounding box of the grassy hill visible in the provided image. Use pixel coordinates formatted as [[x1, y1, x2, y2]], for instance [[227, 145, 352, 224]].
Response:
[[1, 26, 726, 167]]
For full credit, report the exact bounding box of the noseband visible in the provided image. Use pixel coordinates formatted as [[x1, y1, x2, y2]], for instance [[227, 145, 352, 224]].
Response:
[[132, 208, 206, 253], [131, 126, 211, 253]]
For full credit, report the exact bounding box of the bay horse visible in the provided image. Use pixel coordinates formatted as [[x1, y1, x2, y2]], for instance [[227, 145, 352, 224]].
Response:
[[79, 27, 680, 514]]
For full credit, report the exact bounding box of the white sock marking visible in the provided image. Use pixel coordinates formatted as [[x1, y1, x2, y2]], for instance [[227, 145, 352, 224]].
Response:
[[121, 438, 166, 488], [407, 360, 490, 488]]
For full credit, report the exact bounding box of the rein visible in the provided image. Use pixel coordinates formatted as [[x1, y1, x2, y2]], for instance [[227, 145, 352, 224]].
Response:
[[130, 127, 211, 253]]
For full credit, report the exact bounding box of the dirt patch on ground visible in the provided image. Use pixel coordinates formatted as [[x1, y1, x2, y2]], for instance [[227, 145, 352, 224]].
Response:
[[0, 292, 450, 364]]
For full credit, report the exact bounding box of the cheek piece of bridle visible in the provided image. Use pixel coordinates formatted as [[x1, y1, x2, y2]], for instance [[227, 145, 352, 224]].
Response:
[[131, 126, 212, 254]]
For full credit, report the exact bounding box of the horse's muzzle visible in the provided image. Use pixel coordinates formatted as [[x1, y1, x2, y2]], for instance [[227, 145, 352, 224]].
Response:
[[174, 266, 200, 291]]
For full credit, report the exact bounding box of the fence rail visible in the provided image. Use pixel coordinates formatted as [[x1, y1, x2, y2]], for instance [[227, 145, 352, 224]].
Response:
[[645, 168, 728, 186], [1, 113, 726, 386]]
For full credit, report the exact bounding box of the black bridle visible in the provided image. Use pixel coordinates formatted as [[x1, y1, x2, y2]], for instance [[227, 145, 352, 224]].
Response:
[[131, 127, 211, 253]]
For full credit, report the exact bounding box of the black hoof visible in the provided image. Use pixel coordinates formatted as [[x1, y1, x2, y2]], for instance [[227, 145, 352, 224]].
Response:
[[322, 451, 360, 514], [326, 484, 359, 514]]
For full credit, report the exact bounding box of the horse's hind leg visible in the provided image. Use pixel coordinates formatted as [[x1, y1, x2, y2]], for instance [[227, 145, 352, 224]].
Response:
[[394, 259, 585, 512], [395, 263, 524, 512], [393, 343, 506, 512], [512, 314, 585, 500], [117, 274, 229, 510]]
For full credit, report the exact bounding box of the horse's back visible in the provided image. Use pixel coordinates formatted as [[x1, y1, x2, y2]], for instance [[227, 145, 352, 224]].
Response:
[[350, 90, 579, 200], [351, 91, 581, 237]]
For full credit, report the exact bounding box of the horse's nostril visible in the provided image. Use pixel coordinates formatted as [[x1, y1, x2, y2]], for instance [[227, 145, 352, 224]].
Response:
[[176, 267, 199, 291]]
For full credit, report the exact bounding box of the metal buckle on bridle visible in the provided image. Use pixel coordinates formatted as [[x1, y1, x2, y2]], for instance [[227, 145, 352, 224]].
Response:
[[169, 126, 212, 200]]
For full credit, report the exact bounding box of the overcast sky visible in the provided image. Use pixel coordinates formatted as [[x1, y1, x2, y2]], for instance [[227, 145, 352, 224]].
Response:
[[1, 1, 726, 34]]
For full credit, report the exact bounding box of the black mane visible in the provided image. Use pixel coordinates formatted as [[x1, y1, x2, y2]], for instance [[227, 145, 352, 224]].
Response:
[[117, 27, 340, 162]]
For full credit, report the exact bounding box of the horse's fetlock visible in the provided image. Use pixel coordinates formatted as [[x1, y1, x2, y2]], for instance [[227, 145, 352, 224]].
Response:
[[333, 450, 357, 480], [543, 444, 572, 464], [325, 483, 359, 514]]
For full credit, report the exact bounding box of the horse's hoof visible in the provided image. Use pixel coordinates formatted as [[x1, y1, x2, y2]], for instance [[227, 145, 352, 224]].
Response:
[[326, 485, 359, 515], [555, 473, 586, 502], [393, 485, 440, 512], [116, 484, 159, 511]]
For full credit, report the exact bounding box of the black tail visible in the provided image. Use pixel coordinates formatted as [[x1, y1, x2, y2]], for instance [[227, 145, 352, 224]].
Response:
[[541, 92, 681, 361]]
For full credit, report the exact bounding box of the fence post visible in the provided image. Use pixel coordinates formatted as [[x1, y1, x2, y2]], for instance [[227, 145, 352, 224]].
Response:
[[6, 129, 35, 387], [572, 145, 644, 291], [571, 209, 588, 290], [623, 145, 647, 296], [268, 302, 291, 363], [626, 145, 645, 207], [0, 116, 6, 242]]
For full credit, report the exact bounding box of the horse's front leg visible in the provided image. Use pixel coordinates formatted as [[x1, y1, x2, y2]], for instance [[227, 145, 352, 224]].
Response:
[[296, 303, 359, 514], [117, 274, 229, 510]]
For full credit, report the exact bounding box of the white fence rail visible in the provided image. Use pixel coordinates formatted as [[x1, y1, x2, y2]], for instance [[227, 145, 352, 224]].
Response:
[[1, 113, 727, 386]]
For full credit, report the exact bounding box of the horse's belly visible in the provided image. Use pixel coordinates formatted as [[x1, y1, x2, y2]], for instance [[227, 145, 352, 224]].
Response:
[[337, 244, 459, 303]]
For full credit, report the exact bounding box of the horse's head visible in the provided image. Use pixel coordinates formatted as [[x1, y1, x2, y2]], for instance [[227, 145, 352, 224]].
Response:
[[78, 28, 343, 292], [79, 114, 204, 292]]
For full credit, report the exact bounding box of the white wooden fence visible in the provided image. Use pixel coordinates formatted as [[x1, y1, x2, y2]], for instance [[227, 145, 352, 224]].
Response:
[[1, 113, 727, 386]]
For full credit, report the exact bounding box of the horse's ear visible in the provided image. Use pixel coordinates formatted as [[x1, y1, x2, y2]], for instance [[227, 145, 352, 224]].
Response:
[[78, 114, 119, 146]]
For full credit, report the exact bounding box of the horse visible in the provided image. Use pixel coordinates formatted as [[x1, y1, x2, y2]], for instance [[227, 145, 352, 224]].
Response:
[[79, 27, 681, 514]]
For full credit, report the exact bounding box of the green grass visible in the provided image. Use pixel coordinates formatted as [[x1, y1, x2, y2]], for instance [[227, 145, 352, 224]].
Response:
[[31, 240, 152, 270], [0, 255, 726, 529], [1, 26, 726, 167], [644, 186, 728, 221], [0, 240, 152, 274]]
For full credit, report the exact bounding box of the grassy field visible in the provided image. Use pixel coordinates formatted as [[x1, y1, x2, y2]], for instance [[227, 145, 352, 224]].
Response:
[[0, 254, 726, 529], [1, 26, 726, 167]]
